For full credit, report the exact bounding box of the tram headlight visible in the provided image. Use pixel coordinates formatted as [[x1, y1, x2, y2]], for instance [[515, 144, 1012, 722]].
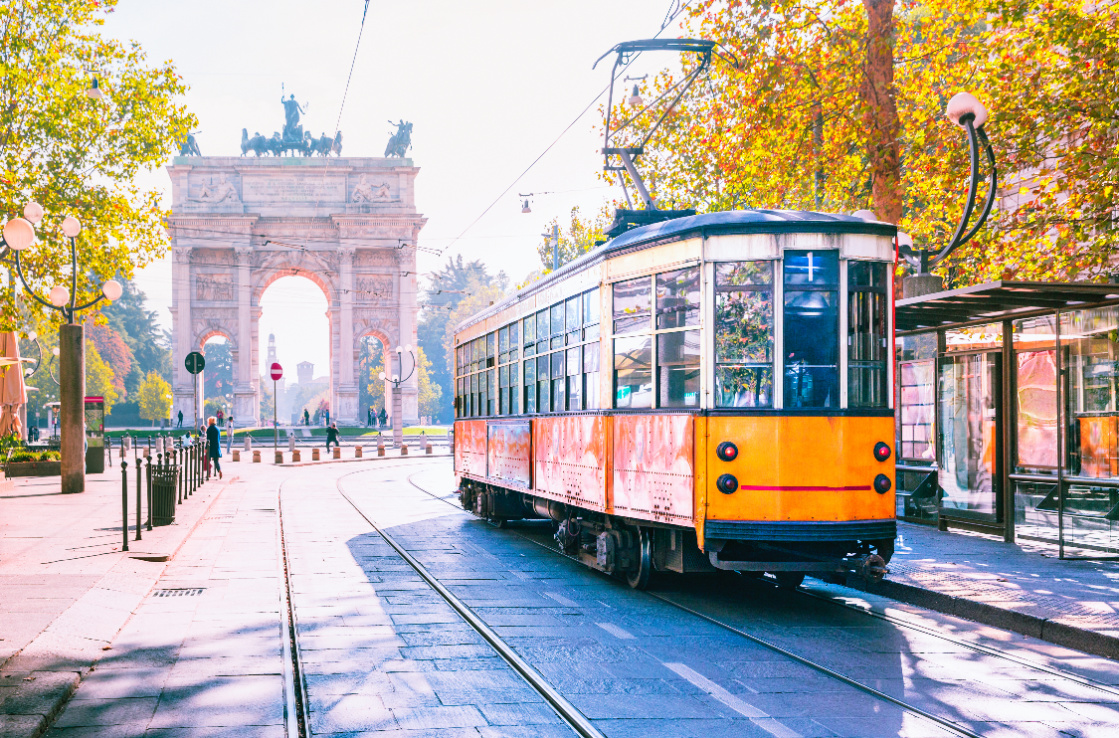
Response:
[[716, 474, 738, 494], [874, 474, 892, 494], [873, 442, 891, 462], [716, 441, 738, 462]]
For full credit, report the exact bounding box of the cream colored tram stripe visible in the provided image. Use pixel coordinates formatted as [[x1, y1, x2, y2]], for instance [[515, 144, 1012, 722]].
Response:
[[663, 662, 802, 738]]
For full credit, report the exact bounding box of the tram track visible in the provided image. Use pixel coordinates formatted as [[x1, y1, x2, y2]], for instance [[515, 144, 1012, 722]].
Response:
[[398, 464, 1119, 737]]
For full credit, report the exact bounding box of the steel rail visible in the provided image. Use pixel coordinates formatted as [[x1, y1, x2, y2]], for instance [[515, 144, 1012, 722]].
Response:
[[392, 468, 1119, 738], [333, 471, 604, 738]]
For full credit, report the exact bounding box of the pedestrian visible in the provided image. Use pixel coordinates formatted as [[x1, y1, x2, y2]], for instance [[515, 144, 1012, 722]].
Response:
[[325, 422, 340, 452], [206, 416, 223, 481], [303, 408, 310, 426], [216, 409, 224, 427], [378, 406, 387, 429], [367, 406, 373, 427], [324, 408, 330, 427], [177, 409, 183, 428], [227, 414, 235, 452]]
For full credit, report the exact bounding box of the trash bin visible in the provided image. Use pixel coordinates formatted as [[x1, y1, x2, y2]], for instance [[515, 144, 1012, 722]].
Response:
[[151, 461, 179, 526]]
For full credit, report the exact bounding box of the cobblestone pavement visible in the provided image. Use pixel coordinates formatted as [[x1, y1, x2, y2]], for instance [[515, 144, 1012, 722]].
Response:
[[331, 460, 1119, 738]]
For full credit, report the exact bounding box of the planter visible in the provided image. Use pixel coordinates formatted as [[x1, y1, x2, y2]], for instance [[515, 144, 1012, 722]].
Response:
[[6, 461, 62, 477]]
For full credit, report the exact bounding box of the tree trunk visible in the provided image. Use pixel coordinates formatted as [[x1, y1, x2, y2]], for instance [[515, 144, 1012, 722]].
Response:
[[860, 0, 903, 224]]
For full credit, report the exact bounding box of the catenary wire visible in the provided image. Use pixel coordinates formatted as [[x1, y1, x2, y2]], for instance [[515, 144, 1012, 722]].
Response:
[[334, 1, 372, 135]]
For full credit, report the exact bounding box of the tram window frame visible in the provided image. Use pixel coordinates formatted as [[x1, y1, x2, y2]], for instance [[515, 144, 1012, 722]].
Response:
[[498, 327, 509, 364], [584, 341, 600, 409], [615, 334, 653, 409], [551, 351, 566, 410], [654, 266, 701, 407], [613, 277, 652, 334], [524, 359, 537, 414], [656, 267, 700, 329], [714, 261, 775, 409], [783, 250, 840, 409], [523, 314, 536, 357], [498, 365, 509, 415], [537, 355, 550, 412], [658, 329, 701, 408], [847, 260, 890, 408], [566, 346, 582, 410]]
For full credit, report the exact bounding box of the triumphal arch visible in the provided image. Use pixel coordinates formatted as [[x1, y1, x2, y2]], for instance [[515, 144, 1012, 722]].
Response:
[[166, 151, 425, 427]]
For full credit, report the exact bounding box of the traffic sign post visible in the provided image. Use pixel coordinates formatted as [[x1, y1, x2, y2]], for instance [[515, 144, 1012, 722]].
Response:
[[184, 352, 206, 438], [270, 362, 283, 456]]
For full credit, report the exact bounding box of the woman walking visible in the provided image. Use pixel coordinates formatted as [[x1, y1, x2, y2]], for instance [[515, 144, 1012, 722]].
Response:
[[206, 416, 223, 480]]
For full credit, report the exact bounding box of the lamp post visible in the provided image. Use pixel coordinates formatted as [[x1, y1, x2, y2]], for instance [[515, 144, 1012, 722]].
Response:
[[378, 344, 415, 449], [1, 203, 122, 494], [896, 92, 998, 298]]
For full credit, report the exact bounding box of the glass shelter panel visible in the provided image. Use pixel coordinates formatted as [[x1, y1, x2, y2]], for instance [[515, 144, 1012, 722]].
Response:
[[938, 352, 1000, 518]]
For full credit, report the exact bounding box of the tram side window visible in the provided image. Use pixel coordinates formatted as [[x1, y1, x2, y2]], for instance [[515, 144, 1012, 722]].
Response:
[[523, 314, 536, 357], [615, 335, 653, 408], [537, 309, 548, 354], [848, 261, 889, 408], [537, 355, 550, 412], [613, 277, 652, 334], [566, 296, 582, 346], [509, 322, 519, 362], [487, 369, 496, 415], [659, 330, 701, 407], [470, 372, 479, 417], [566, 347, 582, 410], [584, 288, 601, 341], [498, 365, 508, 415], [498, 327, 509, 364], [550, 303, 565, 350], [486, 333, 496, 368], [551, 351, 566, 410], [509, 360, 520, 414], [656, 268, 700, 328], [715, 261, 774, 408], [524, 360, 537, 414], [784, 250, 839, 408], [584, 341, 600, 409]]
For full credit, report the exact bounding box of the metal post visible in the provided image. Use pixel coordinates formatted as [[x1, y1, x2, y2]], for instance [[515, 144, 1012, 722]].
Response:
[[192, 371, 199, 442], [135, 451, 142, 541], [59, 323, 84, 494], [145, 453, 152, 525], [120, 460, 129, 552], [176, 448, 182, 504], [273, 379, 278, 455]]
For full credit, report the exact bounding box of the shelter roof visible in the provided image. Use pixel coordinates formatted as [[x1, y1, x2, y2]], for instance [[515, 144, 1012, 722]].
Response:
[[896, 280, 1119, 332]]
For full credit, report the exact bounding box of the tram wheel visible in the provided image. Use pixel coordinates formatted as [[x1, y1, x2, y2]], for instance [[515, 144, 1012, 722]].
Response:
[[774, 572, 806, 589], [626, 528, 653, 590]]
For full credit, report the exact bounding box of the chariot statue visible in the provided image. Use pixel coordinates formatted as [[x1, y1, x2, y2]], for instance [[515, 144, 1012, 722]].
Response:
[[384, 120, 412, 158]]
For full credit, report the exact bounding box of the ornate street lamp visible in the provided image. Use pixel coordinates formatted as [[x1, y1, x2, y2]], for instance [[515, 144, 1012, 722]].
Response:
[[378, 344, 415, 449], [897, 92, 998, 297], [2, 202, 122, 494]]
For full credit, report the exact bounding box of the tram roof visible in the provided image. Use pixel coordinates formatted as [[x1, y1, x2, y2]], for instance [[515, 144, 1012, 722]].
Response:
[[454, 208, 896, 337]]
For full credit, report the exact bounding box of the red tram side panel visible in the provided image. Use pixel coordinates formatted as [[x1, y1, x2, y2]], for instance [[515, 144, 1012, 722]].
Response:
[[486, 420, 532, 490], [533, 415, 610, 514], [455, 420, 487, 477], [612, 414, 694, 526]]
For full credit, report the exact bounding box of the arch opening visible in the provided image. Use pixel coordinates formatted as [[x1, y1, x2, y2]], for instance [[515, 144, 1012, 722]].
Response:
[[200, 334, 234, 430], [259, 275, 331, 426]]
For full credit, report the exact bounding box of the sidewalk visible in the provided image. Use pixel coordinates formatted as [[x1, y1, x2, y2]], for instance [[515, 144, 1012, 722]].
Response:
[[0, 458, 229, 737], [842, 521, 1119, 660]]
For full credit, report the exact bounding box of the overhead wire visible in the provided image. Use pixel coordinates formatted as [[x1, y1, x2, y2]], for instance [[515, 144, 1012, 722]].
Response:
[[335, 0, 373, 135], [435, 0, 696, 260]]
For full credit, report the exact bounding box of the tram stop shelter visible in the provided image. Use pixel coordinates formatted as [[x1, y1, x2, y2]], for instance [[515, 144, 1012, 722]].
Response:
[[895, 280, 1119, 558]]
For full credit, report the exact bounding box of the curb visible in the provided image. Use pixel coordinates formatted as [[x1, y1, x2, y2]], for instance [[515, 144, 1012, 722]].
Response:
[[847, 576, 1119, 661]]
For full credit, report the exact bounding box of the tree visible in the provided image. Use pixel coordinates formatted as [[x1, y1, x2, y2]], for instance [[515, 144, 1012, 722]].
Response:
[[137, 371, 171, 427], [85, 340, 118, 415], [621, 0, 1119, 286], [84, 321, 132, 399], [101, 279, 171, 397], [202, 339, 233, 405], [442, 276, 508, 392], [419, 256, 508, 422], [1, 1, 196, 330], [416, 347, 443, 421], [536, 204, 614, 272], [359, 336, 386, 418]]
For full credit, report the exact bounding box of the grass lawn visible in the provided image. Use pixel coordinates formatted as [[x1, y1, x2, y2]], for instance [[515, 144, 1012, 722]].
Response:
[[106, 426, 448, 439]]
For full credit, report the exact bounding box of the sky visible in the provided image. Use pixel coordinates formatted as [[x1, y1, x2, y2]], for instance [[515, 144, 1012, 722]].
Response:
[[103, 0, 690, 374]]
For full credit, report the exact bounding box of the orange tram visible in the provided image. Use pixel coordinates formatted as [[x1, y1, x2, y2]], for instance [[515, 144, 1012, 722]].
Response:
[[452, 210, 897, 589]]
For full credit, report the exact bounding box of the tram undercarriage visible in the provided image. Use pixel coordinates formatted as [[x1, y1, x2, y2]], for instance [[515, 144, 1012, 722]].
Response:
[[459, 480, 892, 590]]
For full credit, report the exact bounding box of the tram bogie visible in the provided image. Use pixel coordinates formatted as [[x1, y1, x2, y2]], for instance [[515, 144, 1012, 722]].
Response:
[[452, 210, 899, 589]]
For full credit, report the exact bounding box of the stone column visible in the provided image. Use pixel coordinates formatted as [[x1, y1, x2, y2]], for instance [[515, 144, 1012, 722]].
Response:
[[170, 245, 195, 424], [59, 323, 84, 494], [233, 247, 257, 426], [336, 248, 359, 423]]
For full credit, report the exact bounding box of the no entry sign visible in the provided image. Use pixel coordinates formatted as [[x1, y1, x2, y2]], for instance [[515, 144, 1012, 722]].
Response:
[[270, 362, 283, 381]]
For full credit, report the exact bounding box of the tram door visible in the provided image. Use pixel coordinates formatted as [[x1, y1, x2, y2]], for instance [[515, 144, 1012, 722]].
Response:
[[938, 352, 1002, 522]]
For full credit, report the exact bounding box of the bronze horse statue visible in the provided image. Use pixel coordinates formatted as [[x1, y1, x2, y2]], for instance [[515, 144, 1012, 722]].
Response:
[[384, 120, 412, 158]]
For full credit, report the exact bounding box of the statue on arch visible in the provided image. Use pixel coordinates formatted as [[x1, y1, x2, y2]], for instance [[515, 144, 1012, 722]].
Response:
[[196, 173, 239, 204], [281, 93, 306, 142], [384, 120, 412, 158], [351, 174, 391, 203]]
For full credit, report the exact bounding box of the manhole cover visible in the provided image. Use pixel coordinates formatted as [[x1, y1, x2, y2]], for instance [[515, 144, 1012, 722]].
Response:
[[152, 588, 205, 598]]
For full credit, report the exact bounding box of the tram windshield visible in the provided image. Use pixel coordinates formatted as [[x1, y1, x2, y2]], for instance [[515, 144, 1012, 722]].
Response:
[[784, 250, 839, 408]]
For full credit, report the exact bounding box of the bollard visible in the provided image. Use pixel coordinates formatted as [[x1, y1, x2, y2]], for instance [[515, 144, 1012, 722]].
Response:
[[292, 449, 301, 462], [135, 454, 142, 541], [377, 434, 385, 457], [333, 446, 341, 460], [424, 432, 433, 455], [355, 445, 362, 458], [401, 443, 409, 456], [288, 436, 295, 453], [312, 448, 320, 461], [120, 460, 129, 552], [145, 454, 153, 529], [175, 449, 182, 504], [232, 449, 240, 462], [275, 451, 283, 464], [244, 435, 252, 451], [253, 449, 261, 463]]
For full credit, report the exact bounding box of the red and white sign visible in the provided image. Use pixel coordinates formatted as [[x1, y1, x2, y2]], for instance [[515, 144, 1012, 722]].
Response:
[[270, 362, 283, 381]]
